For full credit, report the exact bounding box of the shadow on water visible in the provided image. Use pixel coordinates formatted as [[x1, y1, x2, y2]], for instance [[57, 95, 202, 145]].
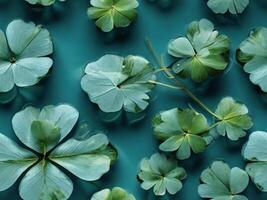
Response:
[[21, 0, 70, 24], [144, 0, 181, 11], [0, 77, 49, 109], [90, 23, 137, 45], [256, 0, 267, 8]]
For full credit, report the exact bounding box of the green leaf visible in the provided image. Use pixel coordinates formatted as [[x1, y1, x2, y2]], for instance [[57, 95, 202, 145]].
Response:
[[215, 97, 253, 141], [198, 161, 249, 200], [153, 108, 209, 160], [0, 20, 53, 93], [12, 104, 79, 154], [19, 160, 73, 200], [24, 0, 66, 6], [87, 0, 139, 32], [25, 0, 55, 5], [91, 187, 136, 200], [207, 0, 249, 14], [49, 134, 117, 181], [237, 27, 267, 92], [0, 133, 38, 191], [81, 54, 156, 113], [31, 120, 60, 154], [138, 153, 186, 196], [243, 131, 267, 191], [168, 18, 230, 82]]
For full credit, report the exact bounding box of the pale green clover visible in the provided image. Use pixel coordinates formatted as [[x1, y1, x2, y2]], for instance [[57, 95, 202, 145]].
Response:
[[87, 0, 139, 32], [91, 187, 136, 200], [207, 0, 249, 15], [215, 97, 253, 141], [198, 161, 249, 200], [237, 27, 267, 92], [168, 18, 230, 82], [138, 153, 186, 196], [153, 108, 209, 160], [25, 0, 66, 6], [243, 131, 267, 192], [81, 54, 156, 113], [0, 20, 53, 93], [0, 104, 117, 200]]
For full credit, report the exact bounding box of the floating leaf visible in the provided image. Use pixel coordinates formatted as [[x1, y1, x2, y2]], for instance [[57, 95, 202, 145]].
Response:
[[0, 20, 53, 93], [168, 19, 230, 82], [19, 160, 73, 200], [215, 97, 253, 141], [91, 187, 136, 200], [87, 0, 139, 32], [237, 27, 267, 92], [153, 108, 209, 160], [243, 131, 267, 192], [0, 104, 117, 200], [0, 133, 38, 192], [12, 104, 79, 154], [81, 54, 156, 113], [198, 161, 249, 200], [207, 0, 249, 14], [49, 134, 117, 181], [25, 0, 66, 6], [138, 153, 186, 196]]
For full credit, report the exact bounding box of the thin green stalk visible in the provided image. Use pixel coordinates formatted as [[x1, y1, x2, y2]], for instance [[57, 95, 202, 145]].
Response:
[[148, 80, 181, 90], [145, 38, 175, 79], [195, 122, 220, 136], [181, 86, 221, 120]]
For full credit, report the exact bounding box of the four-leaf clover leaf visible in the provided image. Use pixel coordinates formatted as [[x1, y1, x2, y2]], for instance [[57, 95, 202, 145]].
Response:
[[243, 131, 267, 192], [207, 0, 249, 15], [91, 187, 136, 200], [0, 20, 53, 93], [138, 153, 186, 196], [153, 108, 209, 160], [81, 54, 156, 113], [215, 97, 253, 141], [198, 161, 249, 200], [0, 104, 117, 200], [87, 0, 139, 32], [168, 18, 230, 82], [237, 27, 267, 92]]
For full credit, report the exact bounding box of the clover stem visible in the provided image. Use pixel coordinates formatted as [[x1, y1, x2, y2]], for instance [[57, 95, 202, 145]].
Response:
[[159, 67, 221, 119], [181, 86, 221, 120], [195, 122, 220, 136], [145, 38, 164, 67], [148, 80, 182, 90]]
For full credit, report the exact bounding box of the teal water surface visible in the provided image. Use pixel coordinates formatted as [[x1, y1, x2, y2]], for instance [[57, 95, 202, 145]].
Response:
[[0, 0, 267, 199]]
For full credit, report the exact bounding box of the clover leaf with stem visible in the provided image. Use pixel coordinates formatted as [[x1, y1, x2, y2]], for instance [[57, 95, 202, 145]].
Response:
[[137, 153, 186, 196], [0, 104, 117, 200], [237, 27, 267, 92], [215, 97, 253, 141], [0, 19, 53, 93], [243, 131, 267, 192], [81, 54, 156, 113], [25, 0, 66, 6], [91, 187, 136, 200], [87, 0, 139, 32], [207, 0, 249, 15], [147, 39, 253, 143], [167, 18, 230, 82], [198, 161, 249, 200], [153, 108, 212, 160]]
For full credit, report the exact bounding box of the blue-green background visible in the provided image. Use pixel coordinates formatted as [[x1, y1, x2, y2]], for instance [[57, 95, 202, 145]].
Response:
[[0, 0, 267, 199]]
